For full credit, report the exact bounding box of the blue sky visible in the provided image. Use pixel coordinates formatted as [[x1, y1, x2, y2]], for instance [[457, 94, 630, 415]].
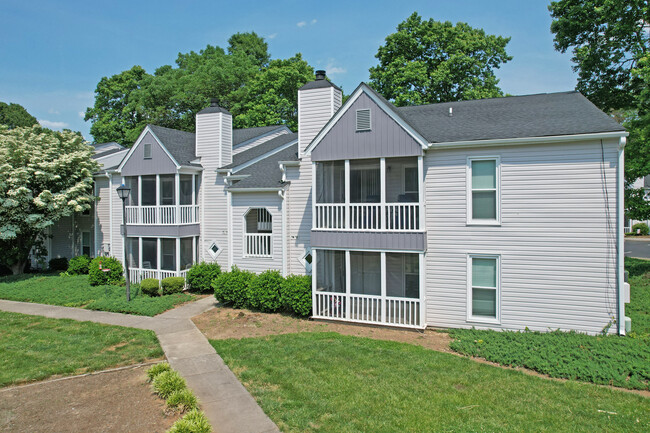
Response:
[[0, 0, 576, 141]]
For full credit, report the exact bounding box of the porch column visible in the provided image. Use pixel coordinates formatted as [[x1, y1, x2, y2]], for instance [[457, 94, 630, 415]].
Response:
[[380, 251, 386, 323], [380, 158, 386, 230], [311, 162, 317, 229], [176, 237, 181, 273], [155, 174, 160, 225], [344, 160, 350, 229], [156, 238, 161, 278], [175, 173, 180, 224], [345, 250, 351, 320], [137, 176, 142, 224], [419, 252, 426, 328], [191, 174, 196, 223], [418, 155, 424, 231], [311, 249, 317, 317], [192, 236, 196, 264], [138, 237, 142, 269]]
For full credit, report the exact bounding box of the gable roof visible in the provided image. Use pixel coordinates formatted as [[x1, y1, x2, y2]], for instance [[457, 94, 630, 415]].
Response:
[[233, 125, 287, 146], [148, 124, 198, 166], [221, 132, 297, 170], [228, 144, 299, 190]]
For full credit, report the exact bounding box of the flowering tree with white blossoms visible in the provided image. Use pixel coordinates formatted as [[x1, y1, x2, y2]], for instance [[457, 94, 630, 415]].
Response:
[[0, 125, 100, 274]]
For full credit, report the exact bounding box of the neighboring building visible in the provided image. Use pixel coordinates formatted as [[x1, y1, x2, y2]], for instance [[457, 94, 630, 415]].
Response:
[[42, 70, 630, 335]]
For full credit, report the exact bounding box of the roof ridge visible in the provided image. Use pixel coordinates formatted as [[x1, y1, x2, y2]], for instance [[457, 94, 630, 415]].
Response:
[[395, 91, 581, 110]]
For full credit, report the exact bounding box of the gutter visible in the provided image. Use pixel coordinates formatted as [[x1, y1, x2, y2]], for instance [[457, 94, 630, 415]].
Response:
[[427, 131, 629, 150], [618, 136, 627, 335], [227, 187, 287, 193]]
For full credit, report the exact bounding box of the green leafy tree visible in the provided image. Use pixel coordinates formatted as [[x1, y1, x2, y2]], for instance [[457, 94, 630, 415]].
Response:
[[369, 12, 512, 106], [0, 126, 99, 274], [228, 31, 270, 68], [231, 54, 314, 130], [0, 102, 38, 128]]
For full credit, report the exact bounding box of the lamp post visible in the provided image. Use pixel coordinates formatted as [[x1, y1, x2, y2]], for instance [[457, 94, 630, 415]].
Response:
[[116, 184, 131, 302]]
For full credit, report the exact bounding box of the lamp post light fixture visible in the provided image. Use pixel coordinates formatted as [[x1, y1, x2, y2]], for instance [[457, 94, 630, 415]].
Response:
[[116, 184, 131, 302]]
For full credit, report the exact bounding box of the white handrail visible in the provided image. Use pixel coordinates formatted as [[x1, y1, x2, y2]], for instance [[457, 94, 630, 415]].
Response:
[[314, 203, 420, 231], [244, 233, 272, 257], [125, 205, 199, 225]]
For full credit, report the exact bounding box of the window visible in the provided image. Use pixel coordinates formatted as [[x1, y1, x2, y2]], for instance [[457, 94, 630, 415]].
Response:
[[301, 250, 313, 274], [386, 253, 420, 299], [404, 166, 418, 194], [180, 175, 193, 205], [468, 157, 499, 224], [244, 208, 272, 257], [180, 237, 193, 270], [143, 143, 152, 159], [468, 255, 499, 322], [81, 231, 91, 256], [124, 176, 139, 206], [160, 175, 175, 206], [141, 238, 157, 269], [141, 176, 156, 206], [350, 251, 381, 296], [161, 238, 176, 271], [316, 250, 346, 293], [356, 108, 371, 131], [350, 159, 380, 203], [127, 238, 140, 268], [208, 240, 221, 259]]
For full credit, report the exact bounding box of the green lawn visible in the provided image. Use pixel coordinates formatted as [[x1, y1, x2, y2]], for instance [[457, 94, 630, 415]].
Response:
[[625, 257, 650, 336], [0, 310, 163, 387], [0, 274, 193, 316], [211, 333, 649, 433]]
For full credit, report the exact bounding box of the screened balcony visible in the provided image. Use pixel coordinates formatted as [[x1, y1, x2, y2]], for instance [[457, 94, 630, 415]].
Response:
[[313, 157, 423, 232], [312, 249, 424, 328], [126, 236, 198, 283], [124, 174, 200, 225], [244, 208, 273, 257]]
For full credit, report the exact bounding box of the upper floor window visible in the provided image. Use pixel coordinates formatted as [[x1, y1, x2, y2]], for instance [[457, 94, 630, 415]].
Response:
[[356, 109, 371, 131], [468, 157, 500, 224], [143, 143, 152, 159]]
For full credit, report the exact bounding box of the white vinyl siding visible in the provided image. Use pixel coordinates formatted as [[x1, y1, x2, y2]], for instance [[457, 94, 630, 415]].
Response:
[[467, 157, 500, 224], [468, 255, 500, 323], [424, 139, 619, 335]]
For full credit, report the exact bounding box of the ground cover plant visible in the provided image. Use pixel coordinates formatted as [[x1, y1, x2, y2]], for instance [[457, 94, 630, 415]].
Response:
[[211, 332, 649, 433], [0, 310, 162, 386], [0, 273, 192, 316]]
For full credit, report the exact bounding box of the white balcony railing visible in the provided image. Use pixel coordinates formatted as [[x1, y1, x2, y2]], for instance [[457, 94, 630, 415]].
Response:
[[314, 203, 420, 231], [125, 205, 199, 225], [313, 292, 423, 328], [245, 233, 272, 257], [129, 268, 189, 284]]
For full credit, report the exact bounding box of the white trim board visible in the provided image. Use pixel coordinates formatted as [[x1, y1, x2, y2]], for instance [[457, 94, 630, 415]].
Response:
[[117, 125, 181, 172]]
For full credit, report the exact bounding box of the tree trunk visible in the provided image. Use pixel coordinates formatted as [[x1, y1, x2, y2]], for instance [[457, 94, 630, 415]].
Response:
[[10, 260, 26, 275]]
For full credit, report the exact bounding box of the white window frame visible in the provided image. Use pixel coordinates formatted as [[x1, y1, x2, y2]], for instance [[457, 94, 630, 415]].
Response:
[[355, 108, 371, 131], [243, 207, 273, 258], [466, 253, 501, 324], [466, 156, 501, 225], [207, 240, 222, 260], [301, 249, 313, 274], [143, 143, 152, 159]]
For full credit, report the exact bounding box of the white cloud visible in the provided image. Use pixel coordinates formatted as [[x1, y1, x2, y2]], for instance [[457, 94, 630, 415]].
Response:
[[267, 33, 278, 39], [325, 60, 347, 76], [78, 111, 85, 118], [297, 21, 307, 28], [39, 119, 69, 129], [311, 19, 317, 24], [48, 108, 60, 115]]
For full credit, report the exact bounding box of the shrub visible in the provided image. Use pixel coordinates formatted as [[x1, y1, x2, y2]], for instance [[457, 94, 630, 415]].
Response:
[[88, 256, 124, 286], [152, 370, 186, 399], [166, 388, 198, 413], [212, 266, 255, 308], [147, 362, 171, 382], [632, 222, 649, 236], [141, 278, 161, 296], [186, 262, 221, 293], [248, 270, 283, 312], [167, 409, 212, 433], [48, 257, 68, 272], [281, 274, 312, 316], [67, 255, 91, 275], [162, 277, 186, 295]]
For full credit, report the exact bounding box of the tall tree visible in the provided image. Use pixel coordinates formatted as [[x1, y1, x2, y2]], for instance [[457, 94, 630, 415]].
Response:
[[0, 102, 38, 128], [0, 126, 99, 274], [228, 31, 270, 68], [369, 12, 512, 106], [231, 54, 314, 130]]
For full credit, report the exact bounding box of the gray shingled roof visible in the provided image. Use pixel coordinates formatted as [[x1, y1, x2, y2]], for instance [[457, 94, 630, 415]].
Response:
[[299, 79, 342, 92], [148, 124, 198, 166], [391, 90, 626, 144], [197, 105, 231, 115], [229, 144, 299, 189], [222, 133, 297, 170], [93, 146, 126, 159], [233, 125, 286, 146]]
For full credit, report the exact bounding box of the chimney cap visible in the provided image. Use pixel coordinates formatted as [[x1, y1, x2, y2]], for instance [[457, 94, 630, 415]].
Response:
[[315, 70, 326, 80], [210, 98, 219, 107], [197, 98, 231, 115]]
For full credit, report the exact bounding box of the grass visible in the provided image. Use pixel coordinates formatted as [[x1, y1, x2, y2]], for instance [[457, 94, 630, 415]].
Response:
[[0, 273, 193, 316], [211, 332, 649, 433], [447, 257, 650, 391], [0, 310, 163, 387]]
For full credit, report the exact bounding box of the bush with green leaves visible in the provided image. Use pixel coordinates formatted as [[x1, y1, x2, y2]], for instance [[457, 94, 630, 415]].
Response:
[[167, 388, 198, 413], [167, 409, 212, 433], [88, 256, 124, 286], [248, 270, 283, 312], [186, 262, 221, 293], [147, 362, 171, 382], [67, 255, 91, 275], [140, 278, 160, 296], [631, 222, 649, 235], [212, 266, 255, 308], [48, 257, 68, 272], [162, 277, 185, 295], [281, 274, 312, 316], [152, 370, 187, 399]]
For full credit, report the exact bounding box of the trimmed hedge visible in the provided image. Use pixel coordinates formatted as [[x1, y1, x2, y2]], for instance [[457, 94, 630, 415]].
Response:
[[186, 262, 221, 293], [248, 270, 283, 313], [212, 266, 255, 308], [141, 278, 160, 297], [88, 256, 124, 286], [67, 255, 91, 275], [48, 257, 68, 272], [632, 222, 649, 236], [162, 277, 185, 295], [281, 274, 312, 316]]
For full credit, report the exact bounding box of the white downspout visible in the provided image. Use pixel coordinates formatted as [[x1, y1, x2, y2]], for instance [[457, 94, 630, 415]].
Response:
[[278, 189, 287, 277], [618, 137, 626, 335], [109, 173, 113, 257]]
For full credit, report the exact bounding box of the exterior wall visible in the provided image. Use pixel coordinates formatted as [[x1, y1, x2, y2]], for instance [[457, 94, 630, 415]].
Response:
[[311, 92, 422, 162], [299, 87, 339, 156], [111, 174, 124, 262], [233, 128, 289, 155], [311, 231, 426, 251], [231, 192, 284, 273], [121, 131, 177, 176], [423, 139, 619, 334], [95, 177, 111, 256]]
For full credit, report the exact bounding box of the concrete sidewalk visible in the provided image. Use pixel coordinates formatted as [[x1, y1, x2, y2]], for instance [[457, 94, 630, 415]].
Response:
[[0, 297, 280, 433]]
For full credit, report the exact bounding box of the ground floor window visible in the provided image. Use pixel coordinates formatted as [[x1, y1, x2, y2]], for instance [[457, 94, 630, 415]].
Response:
[[350, 251, 381, 296], [127, 236, 198, 272], [386, 253, 419, 298], [316, 250, 346, 293], [81, 231, 91, 256], [468, 254, 499, 321]]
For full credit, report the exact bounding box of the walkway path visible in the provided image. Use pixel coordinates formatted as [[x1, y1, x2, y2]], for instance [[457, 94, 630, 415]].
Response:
[[0, 298, 280, 433]]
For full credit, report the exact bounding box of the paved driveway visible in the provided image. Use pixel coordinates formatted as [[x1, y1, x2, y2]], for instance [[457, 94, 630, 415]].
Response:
[[625, 238, 650, 259]]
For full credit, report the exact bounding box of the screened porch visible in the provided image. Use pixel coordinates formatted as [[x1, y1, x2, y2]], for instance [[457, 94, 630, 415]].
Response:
[[126, 236, 198, 282]]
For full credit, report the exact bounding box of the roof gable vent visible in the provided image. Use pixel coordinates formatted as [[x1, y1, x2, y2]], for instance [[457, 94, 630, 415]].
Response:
[[356, 109, 371, 131]]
